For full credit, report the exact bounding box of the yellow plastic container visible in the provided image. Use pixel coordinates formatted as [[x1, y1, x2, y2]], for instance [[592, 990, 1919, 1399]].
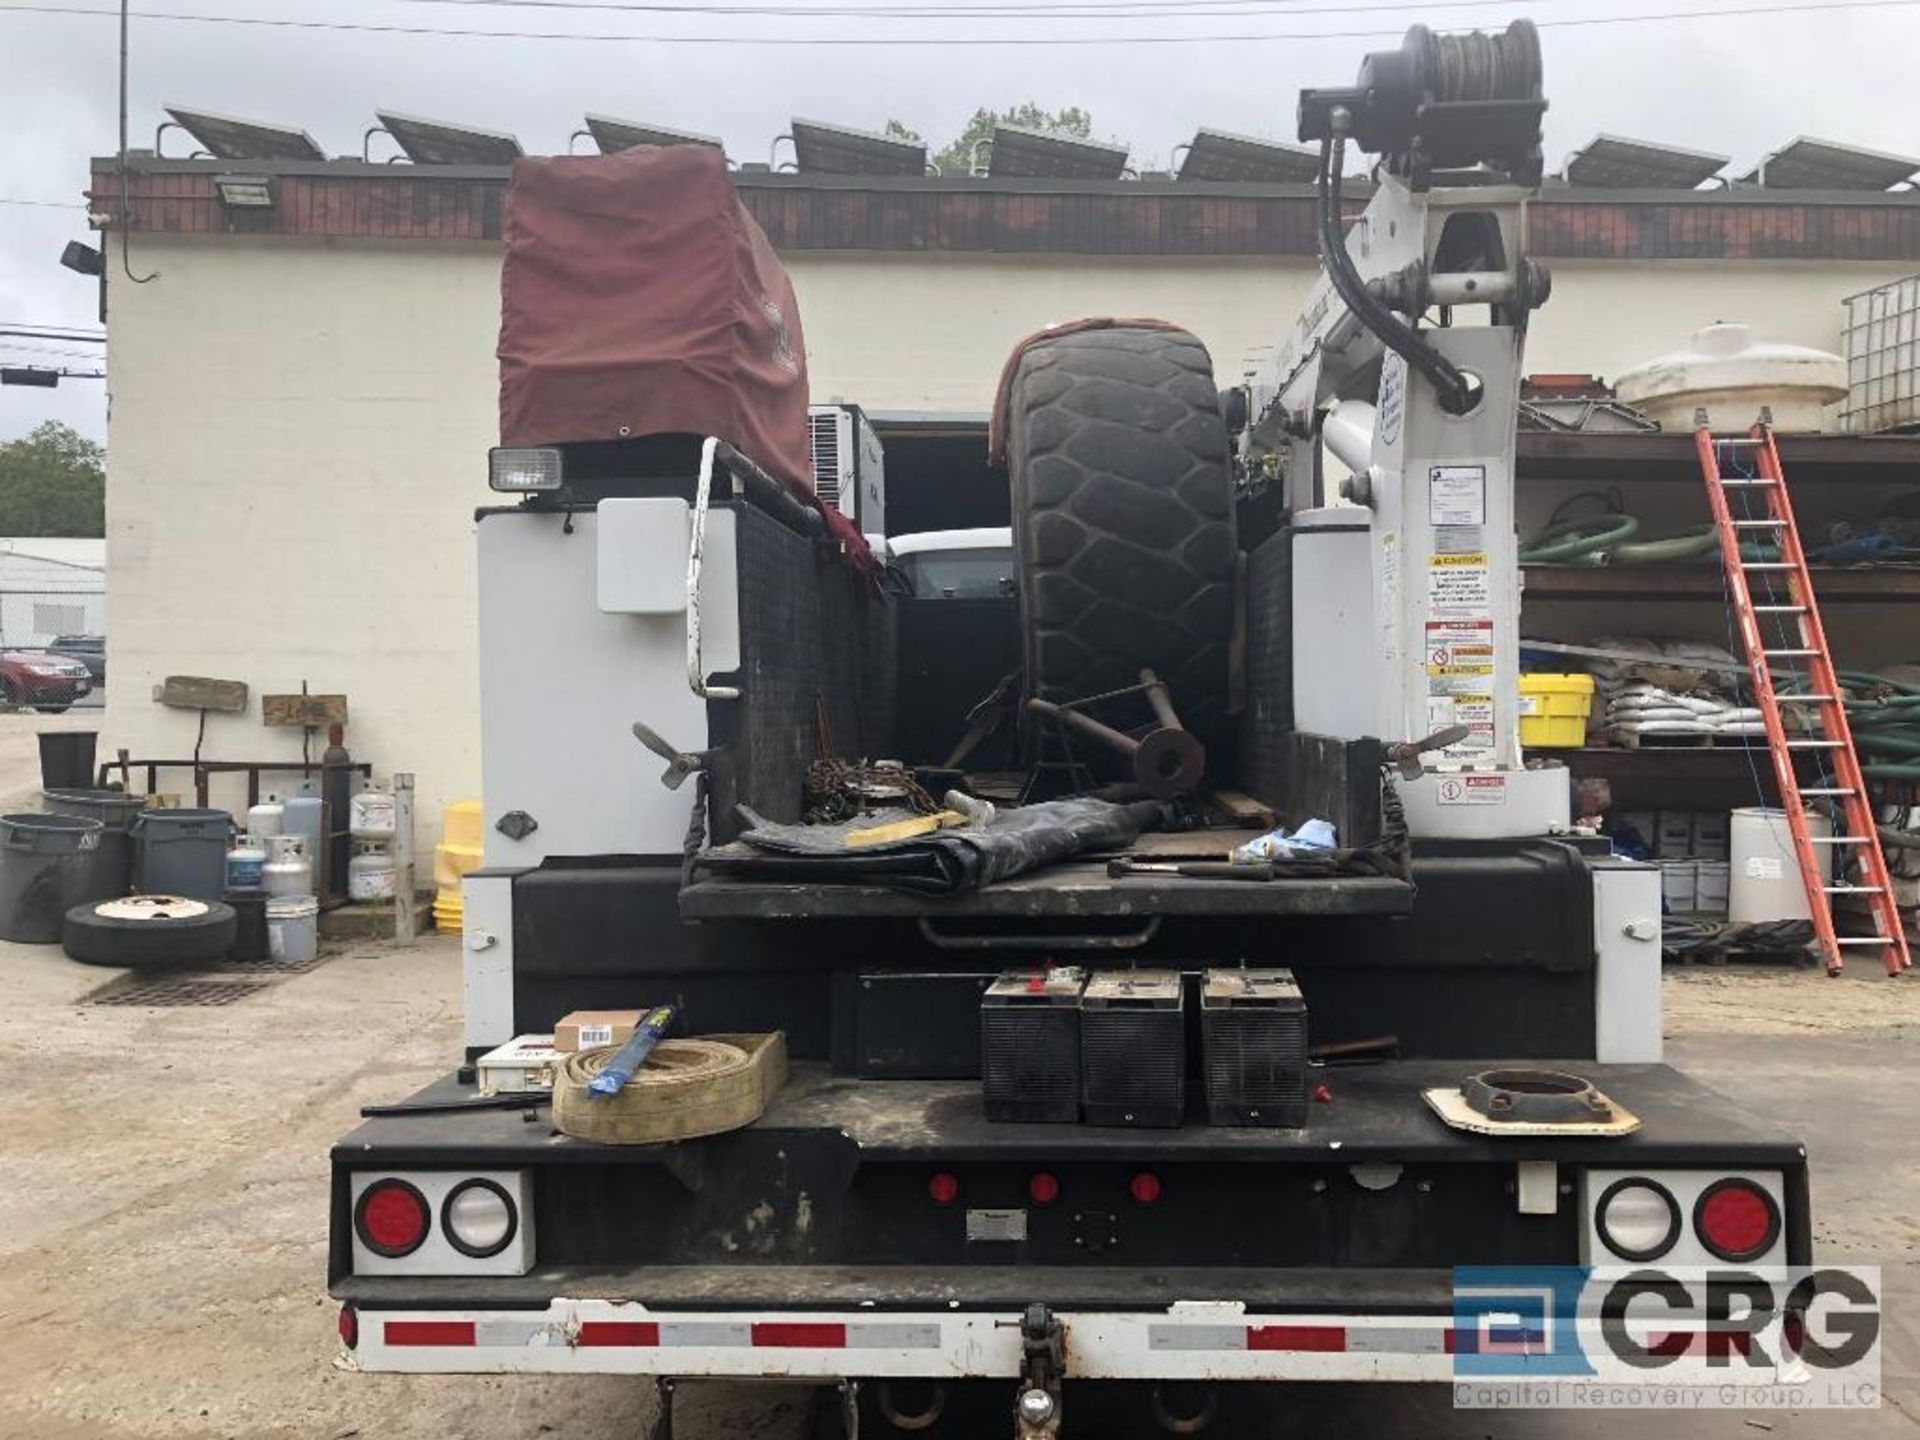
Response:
[[1518, 673, 1595, 748], [432, 799, 485, 931]]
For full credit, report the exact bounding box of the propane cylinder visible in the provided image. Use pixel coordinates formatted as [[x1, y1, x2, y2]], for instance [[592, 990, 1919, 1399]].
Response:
[[247, 796, 285, 839], [282, 787, 326, 895], [349, 787, 397, 841], [225, 833, 268, 890], [262, 833, 313, 898], [348, 843, 396, 902]]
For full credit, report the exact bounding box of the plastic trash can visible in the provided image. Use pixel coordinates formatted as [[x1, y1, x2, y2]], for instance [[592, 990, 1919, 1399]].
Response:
[[37, 731, 98, 791], [43, 788, 145, 903], [130, 808, 233, 902], [0, 812, 104, 943]]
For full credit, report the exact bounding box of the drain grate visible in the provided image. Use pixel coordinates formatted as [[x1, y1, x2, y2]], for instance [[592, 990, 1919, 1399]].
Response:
[[83, 975, 273, 1008], [210, 953, 326, 976]]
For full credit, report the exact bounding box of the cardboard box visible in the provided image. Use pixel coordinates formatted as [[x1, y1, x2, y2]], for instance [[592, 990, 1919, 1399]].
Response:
[[554, 1008, 643, 1052]]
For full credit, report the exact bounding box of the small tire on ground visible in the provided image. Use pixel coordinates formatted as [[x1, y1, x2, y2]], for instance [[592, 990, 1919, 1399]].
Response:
[[62, 897, 237, 968], [1003, 324, 1237, 749]]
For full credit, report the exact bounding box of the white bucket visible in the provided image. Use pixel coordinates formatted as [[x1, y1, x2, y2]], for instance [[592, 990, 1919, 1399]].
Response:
[[1729, 807, 1831, 923], [1660, 858, 1698, 912], [267, 894, 319, 964], [1695, 859, 1731, 917]]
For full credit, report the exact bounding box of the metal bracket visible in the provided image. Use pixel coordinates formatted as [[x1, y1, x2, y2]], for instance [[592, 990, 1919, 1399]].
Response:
[[687, 435, 741, 702]]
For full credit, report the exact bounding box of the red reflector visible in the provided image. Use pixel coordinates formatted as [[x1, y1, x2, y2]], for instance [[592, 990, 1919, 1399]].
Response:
[[928, 1172, 960, 1205], [1028, 1172, 1061, 1206], [385, 1319, 476, 1347], [1695, 1180, 1778, 1260], [577, 1321, 660, 1347], [1248, 1324, 1346, 1353], [752, 1322, 846, 1348], [337, 1304, 358, 1350], [1129, 1172, 1162, 1205], [357, 1180, 430, 1257]]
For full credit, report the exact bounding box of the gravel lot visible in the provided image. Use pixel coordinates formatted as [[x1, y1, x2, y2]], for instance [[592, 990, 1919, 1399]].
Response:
[[0, 713, 1912, 1438]]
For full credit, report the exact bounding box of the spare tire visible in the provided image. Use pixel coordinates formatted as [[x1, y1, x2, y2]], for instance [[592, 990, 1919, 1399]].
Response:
[[62, 894, 238, 968], [1003, 325, 1237, 749]]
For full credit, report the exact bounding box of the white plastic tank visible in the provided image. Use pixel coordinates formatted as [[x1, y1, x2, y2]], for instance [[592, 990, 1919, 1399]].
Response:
[[1615, 322, 1846, 433], [1730, 806, 1832, 923], [247, 796, 285, 839], [349, 788, 397, 842]]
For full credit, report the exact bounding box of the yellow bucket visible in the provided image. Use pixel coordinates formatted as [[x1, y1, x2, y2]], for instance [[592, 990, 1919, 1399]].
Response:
[[1518, 673, 1595, 748]]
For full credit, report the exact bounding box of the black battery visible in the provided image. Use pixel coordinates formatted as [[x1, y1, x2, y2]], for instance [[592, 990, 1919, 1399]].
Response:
[[979, 967, 1085, 1123], [1080, 969, 1185, 1128], [1201, 967, 1309, 1127]]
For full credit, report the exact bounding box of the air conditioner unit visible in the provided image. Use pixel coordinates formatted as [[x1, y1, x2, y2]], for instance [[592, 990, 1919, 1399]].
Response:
[[808, 403, 885, 536]]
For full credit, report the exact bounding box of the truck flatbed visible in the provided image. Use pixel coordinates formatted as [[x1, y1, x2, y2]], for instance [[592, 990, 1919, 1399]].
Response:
[[680, 828, 1415, 921], [335, 1059, 1801, 1169]]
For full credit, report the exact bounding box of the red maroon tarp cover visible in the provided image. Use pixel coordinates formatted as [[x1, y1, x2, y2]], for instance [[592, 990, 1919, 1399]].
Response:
[[499, 145, 815, 497]]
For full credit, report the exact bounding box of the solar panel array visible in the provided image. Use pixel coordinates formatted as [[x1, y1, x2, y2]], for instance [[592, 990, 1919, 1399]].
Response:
[[1563, 134, 1728, 190], [373, 111, 523, 165], [988, 125, 1129, 180], [1739, 137, 1920, 191], [586, 116, 724, 155], [789, 119, 924, 176], [164, 106, 325, 162], [150, 107, 1920, 194], [1177, 128, 1319, 184]]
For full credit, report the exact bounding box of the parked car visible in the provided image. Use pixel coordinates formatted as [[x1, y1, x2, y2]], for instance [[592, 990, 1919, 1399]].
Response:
[[0, 649, 94, 713], [47, 633, 105, 686]]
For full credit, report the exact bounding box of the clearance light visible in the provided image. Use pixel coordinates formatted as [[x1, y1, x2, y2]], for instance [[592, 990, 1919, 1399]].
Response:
[[928, 1172, 960, 1206]]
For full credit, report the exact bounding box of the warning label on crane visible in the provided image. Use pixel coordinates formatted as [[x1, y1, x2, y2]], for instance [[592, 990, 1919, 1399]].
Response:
[[1428, 552, 1491, 615], [1434, 773, 1508, 806]]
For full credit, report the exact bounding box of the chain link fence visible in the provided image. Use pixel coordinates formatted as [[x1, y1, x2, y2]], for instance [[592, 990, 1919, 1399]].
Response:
[[0, 587, 105, 712]]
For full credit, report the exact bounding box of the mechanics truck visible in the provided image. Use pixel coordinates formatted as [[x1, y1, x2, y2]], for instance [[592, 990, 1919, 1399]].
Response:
[[330, 23, 1814, 1437]]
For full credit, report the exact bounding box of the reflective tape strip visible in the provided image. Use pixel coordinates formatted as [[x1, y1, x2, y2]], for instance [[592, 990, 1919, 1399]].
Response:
[[577, 1321, 659, 1347], [1349, 1326, 1448, 1355], [752, 1322, 846, 1349], [385, 1320, 476, 1347], [1248, 1324, 1346, 1353]]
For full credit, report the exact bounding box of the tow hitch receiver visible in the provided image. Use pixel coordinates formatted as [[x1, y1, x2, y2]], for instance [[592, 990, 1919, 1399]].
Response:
[[1013, 1303, 1064, 1438]]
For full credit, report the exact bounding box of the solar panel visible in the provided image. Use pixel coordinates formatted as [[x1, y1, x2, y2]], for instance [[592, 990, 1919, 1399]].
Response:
[[373, 110, 523, 165], [163, 105, 324, 162], [1739, 136, 1920, 191], [584, 115, 723, 155], [988, 124, 1128, 180], [1563, 134, 1727, 189], [1177, 128, 1319, 183], [788, 119, 924, 176]]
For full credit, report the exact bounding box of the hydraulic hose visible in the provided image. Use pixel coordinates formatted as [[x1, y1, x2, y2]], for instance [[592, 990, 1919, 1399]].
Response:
[[1316, 134, 1474, 415], [1517, 514, 1640, 564]]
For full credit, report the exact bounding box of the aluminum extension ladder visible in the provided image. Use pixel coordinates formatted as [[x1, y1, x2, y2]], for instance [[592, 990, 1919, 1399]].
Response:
[[1695, 417, 1912, 977]]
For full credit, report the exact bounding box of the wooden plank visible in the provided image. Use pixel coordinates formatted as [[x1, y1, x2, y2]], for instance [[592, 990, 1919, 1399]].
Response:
[[393, 772, 417, 942], [154, 675, 248, 713], [262, 693, 348, 728]]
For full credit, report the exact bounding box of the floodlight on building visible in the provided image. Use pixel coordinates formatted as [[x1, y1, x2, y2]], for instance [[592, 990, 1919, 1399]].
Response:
[[60, 242, 104, 277], [214, 174, 277, 210]]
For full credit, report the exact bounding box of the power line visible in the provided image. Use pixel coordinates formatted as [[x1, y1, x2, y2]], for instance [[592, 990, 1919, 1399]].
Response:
[[0, 326, 106, 342], [0, 196, 84, 209], [2, 0, 1917, 44], [402, 0, 1568, 18]]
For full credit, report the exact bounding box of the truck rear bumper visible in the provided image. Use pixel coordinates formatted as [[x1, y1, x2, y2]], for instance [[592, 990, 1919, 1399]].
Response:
[[345, 1292, 1461, 1381]]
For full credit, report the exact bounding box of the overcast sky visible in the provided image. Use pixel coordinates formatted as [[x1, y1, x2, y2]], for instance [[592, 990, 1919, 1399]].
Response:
[[3, 0, 1918, 445]]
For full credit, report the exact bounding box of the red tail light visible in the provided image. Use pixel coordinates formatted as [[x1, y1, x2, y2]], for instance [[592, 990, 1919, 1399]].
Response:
[[1129, 1171, 1162, 1206], [928, 1172, 960, 1206], [338, 1304, 359, 1349], [355, 1178, 431, 1257], [1028, 1172, 1060, 1206], [1694, 1179, 1779, 1262]]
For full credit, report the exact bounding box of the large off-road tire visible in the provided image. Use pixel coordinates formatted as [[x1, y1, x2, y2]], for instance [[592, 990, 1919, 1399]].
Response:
[[1004, 325, 1237, 748]]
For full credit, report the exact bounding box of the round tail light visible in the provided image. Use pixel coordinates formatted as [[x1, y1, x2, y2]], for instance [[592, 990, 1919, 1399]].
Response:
[[928, 1172, 960, 1206], [1594, 1177, 1681, 1261], [1694, 1179, 1780, 1262], [1028, 1172, 1060, 1207], [441, 1178, 519, 1259], [338, 1303, 359, 1350], [354, 1178, 430, 1258], [1129, 1171, 1162, 1206]]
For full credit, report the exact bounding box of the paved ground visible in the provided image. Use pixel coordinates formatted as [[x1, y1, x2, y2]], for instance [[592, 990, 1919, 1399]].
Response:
[[0, 932, 1913, 1440]]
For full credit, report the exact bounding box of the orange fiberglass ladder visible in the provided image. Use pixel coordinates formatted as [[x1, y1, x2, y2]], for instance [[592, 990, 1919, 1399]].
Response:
[[1695, 415, 1912, 977]]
